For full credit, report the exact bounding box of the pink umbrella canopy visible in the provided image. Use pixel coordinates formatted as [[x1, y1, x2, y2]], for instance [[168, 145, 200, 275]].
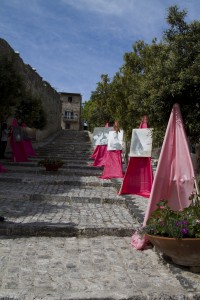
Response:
[[143, 103, 195, 225], [131, 103, 195, 250]]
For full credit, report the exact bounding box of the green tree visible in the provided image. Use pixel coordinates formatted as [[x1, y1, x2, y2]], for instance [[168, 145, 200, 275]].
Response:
[[83, 74, 112, 131], [0, 55, 47, 130], [143, 5, 200, 143], [108, 40, 153, 140], [0, 55, 25, 119], [86, 5, 200, 144], [15, 95, 47, 130]]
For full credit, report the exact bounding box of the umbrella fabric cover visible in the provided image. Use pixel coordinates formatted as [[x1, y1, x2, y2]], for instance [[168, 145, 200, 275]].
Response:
[[10, 118, 29, 162], [91, 145, 107, 167], [90, 123, 111, 163], [119, 157, 153, 197], [119, 115, 153, 197], [0, 164, 6, 173], [21, 123, 37, 157], [100, 150, 124, 179], [91, 145, 99, 159], [131, 103, 195, 250]]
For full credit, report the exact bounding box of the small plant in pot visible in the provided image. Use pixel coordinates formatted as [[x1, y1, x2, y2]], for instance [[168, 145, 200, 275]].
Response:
[[38, 158, 64, 171], [142, 193, 200, 267], [144, 195, 200, 239]]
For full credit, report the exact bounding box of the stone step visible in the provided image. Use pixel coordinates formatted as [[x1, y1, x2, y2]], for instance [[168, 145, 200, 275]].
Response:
[[36, 146, 92, 149], [36, 153, 93, 157], [36, 144, 92, 149], [36, 150, 92, 154], [36, 153, 93, 158], [36, 146, 92, 151], [37, 138, 90, 143], [40, 149, 92, 154], [2, 161, 102, 170], [2, 157, 94, 165], [0, 173, 112, 187], [0, 129, 134, 240], [0, 182, 123, 202], [31, 157, 94, 164], [37, 139, 91, 143], [0, 185, 136, 237], [0, 223, 134, 238], [2, 166, 103, 176]]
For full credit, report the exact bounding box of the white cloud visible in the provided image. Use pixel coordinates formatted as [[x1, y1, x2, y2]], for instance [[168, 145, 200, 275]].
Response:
[[61, 0, 200, 40], [1, 0, 200, 101], [61, 0, 131, 15]]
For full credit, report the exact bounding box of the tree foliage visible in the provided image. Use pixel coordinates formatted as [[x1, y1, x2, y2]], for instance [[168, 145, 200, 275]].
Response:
[[84, 5, 200, 144], [15, 95, 47, 130], [0, 55, 47, 130], [83, 74, 113, 131], [0, 55, 25, 119]]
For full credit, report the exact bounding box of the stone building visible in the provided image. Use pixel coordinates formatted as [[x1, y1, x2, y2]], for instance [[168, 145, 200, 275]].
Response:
[[0, 38, 61, 141], [60, 92, 82, 130]]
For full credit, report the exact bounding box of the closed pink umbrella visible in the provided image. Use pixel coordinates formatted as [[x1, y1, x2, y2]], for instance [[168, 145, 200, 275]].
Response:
[[21, 123, 37, 157], [131, 103, 195, 249], [10, 118, 28, 162], [0, 164, 6, 172]]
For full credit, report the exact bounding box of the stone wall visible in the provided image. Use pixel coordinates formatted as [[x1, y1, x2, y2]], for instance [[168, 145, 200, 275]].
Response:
[[0, 38, 62, 141]]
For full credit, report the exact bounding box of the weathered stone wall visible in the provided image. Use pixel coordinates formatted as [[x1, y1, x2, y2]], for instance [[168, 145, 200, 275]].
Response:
[[0, 38, 62, 141]]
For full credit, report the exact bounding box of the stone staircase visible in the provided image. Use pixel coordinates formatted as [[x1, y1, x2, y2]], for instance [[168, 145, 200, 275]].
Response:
[[1, 130, 200, 300], [0, 130, 141, 238]]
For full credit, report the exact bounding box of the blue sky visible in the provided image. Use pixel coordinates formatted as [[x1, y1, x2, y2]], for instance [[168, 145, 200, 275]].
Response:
[[0, 0, 199, 102]]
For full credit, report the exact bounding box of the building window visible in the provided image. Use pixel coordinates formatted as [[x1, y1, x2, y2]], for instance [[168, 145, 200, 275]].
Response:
[[65, 111, 74, 119], [68, 97, 72, 103], [65, 123, 70, 129]]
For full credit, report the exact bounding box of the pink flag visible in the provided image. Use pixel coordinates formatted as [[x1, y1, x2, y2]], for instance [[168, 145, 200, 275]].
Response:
[[131, 103, 195, 249]]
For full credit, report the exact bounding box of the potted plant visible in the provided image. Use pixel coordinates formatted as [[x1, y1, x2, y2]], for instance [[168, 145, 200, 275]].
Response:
[[38, 158, 64, 171], [141, 193, 200, 267]]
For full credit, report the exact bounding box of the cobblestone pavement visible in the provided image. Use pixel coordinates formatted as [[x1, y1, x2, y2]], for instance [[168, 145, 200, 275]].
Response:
[[0, 130, 199, 300], [1, 236, 200, 300]]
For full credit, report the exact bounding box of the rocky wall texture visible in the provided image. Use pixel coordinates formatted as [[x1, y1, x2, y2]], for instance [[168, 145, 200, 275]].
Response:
[[0, 38, 62, 141]]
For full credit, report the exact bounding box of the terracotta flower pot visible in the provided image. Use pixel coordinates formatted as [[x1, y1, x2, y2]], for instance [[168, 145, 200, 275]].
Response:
[[45, 165, 60, 171], [146, 234, 200, 267]]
